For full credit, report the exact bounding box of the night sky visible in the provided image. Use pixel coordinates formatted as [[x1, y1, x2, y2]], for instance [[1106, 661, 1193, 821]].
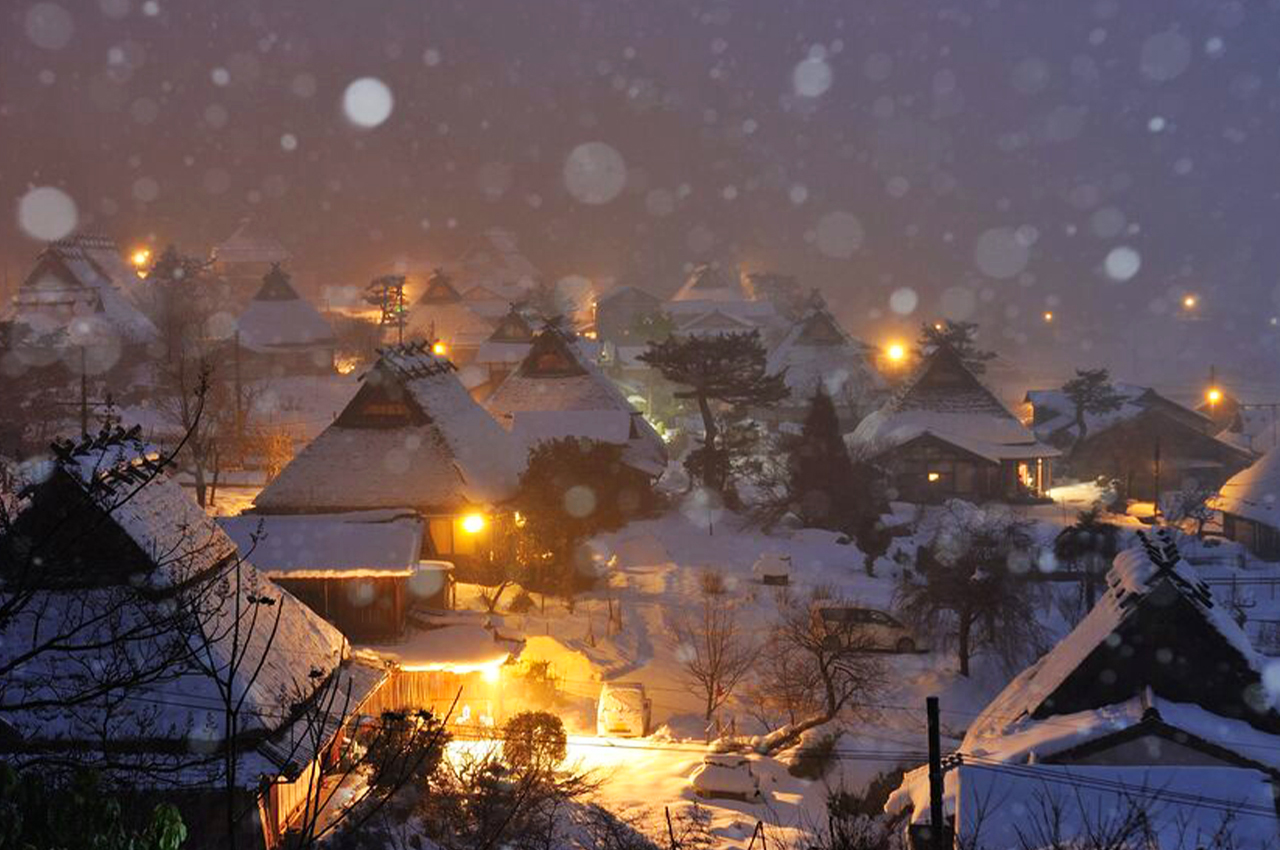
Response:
[[4, 0, 1280, 394]]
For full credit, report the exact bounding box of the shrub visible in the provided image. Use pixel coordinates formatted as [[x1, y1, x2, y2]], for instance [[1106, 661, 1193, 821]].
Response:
[[364, 709, 450, 789], [502, 710, 568, 774], [508, 589, 536, 613]]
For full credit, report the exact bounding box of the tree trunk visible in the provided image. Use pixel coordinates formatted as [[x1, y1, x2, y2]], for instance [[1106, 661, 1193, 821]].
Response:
[[694, 390, 724, 493], [1074, 405, 1089, 447], [192, 446, 207, 508], [957, 614, 972, 677]]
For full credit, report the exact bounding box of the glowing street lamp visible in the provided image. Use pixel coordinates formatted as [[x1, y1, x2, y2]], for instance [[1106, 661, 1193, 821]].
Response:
[[130, 247, 151, 278], [1043, 311, 1054, 323], [1183, 294, 1198, 310], [431, 341, 447, 356], [886, 342, 906, 364], [461, 513, 486, 534], [1206, 387, 1222, 407]]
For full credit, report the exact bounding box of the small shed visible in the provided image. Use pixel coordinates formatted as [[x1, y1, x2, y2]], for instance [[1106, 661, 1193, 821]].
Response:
[[218, 510, 440, 641]]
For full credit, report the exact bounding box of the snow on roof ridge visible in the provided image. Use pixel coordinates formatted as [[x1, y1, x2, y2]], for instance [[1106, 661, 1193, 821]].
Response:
[[1213, 447, 1280, 526], [967, 529, 1266, 747]]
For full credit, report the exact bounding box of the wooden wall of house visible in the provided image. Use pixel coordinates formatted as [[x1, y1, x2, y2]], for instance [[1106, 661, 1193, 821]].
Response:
[[359, 668, 503, 725], [1224, 513, 1280, 562], [880, 438, 1001, 503], [1071, 413, 1251, 500], [275, 576, 406, 641]]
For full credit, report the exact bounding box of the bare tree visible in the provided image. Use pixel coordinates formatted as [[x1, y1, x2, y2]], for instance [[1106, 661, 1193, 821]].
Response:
[[756, 592, 887, 754], [668, 569, 759, 730], [896, 500, 1048, 677]]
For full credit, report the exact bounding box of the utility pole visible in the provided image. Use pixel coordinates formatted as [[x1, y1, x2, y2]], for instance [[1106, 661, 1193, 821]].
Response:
[[1153, 437, 1162, 524], [79, 346, 88, 437], [927, 696, 946, 850], [233, 330, 243, 442]]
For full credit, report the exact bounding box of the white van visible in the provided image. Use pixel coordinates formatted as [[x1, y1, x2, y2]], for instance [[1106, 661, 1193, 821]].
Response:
[[596, 682, 652, 737]]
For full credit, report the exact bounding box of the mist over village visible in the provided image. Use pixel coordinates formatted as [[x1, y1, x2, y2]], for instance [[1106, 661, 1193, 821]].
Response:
[[5, 2, 1280, 848]]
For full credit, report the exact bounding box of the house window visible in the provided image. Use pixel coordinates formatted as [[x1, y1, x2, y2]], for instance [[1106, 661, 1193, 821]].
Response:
[[927, 471, 941, 482]]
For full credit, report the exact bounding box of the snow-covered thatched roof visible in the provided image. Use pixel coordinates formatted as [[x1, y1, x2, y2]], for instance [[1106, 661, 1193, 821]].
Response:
[[255, 341, 523, 513], [484, 329, 667, 475], [218, 510, 424, 578], [766, 306, 884, 406], [447, 228, 539, 301], [1026, 383, 1213, 444], [889, 763, 1278, 846], [212, 218, 289, 266], [406, 272, 495, 349], [850, 345, 1056, 463], [1212, 448, 1280, 528], [0, 431, 351, 765], [236, 266, 335, 352], [671, 263, 746, 302], [968, 530, 1277, 743], [11, 234, 159, 345]]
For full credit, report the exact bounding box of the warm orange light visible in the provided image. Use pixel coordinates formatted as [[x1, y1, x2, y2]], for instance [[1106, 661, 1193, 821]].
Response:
[[886, 343, 906, 363], [130, 248, 151, 268], [927, 472, 941, 482], [432, 341, 447, 356], [1183, 295, 1198, 309], [1043, 311, 1054, 323], [1207, 387, 1222, 404], [933, 322, 944, 331], [461, 513, 486, 534]]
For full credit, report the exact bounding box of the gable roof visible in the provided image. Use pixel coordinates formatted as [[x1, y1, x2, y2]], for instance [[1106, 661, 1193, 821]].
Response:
[[255, 341, 523, 513], [12, 234, 159, 345], [850, 345, 1055, 463], [671, 263, 746, 302], [236, 266, 335, 352], [1, 429, 348, 751], [218, 510, 424, 579], [447, 228, 539, 300], [212, 218, 289, 265], [1026, 383, 1213, 444], [415, 270, 463, 305], [485, 329, 668, 475], [1213, 447, 1280, 528], [968, 530, 1279, 745], [766, 307, 885, 403], [474, 307, 535, 367]]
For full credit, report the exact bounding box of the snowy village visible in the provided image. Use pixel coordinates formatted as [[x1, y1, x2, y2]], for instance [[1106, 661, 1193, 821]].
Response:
[[5, 2, 1280, 849]]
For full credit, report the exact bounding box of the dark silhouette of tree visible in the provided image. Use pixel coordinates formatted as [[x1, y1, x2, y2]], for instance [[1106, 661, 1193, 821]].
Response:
[[1054, 506, 1122, 608], [916, 320, 995, 374], [1061, 367, 1125, 447], [783, 388, 891, 574], [511, 438, 653, 587], [895, 501, 1047, 676], [638, 331, 788, 497]]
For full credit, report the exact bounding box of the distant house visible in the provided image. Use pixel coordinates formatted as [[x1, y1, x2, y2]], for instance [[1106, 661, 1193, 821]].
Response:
[[594, 285, 662, 345], [253, 341, 524, 565], [1026, 384, 1252, 500], [764, 299, 884, 428], [404, 269, 494, 365], [1213, 449, 1280, 561], [848, 345, 1058, 503], [485, 327, 668, 477], [888, 530, 1280, 848], [446, 227, 540, 310], [664, 263, 783, 341], [469, 305, 535, 398], [210, 218, 290, 305], [218, 510, 451, 641], [8, 233, 158, 354], [0, 430, 383, 849], [235, 265, 336, 377]]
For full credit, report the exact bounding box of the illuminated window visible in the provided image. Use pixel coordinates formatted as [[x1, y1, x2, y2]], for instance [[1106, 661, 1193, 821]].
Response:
[[927, 472, 941, 482]]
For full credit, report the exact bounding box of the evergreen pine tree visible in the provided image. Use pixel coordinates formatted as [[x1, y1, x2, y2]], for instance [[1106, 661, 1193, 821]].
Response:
[[787, 387, 857, 527]]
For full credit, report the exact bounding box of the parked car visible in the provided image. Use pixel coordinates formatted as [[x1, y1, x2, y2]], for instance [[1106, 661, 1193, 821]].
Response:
[[812, 605, 924, 653], [596, 682, 652, 737], [690, 752, 762, 802]]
